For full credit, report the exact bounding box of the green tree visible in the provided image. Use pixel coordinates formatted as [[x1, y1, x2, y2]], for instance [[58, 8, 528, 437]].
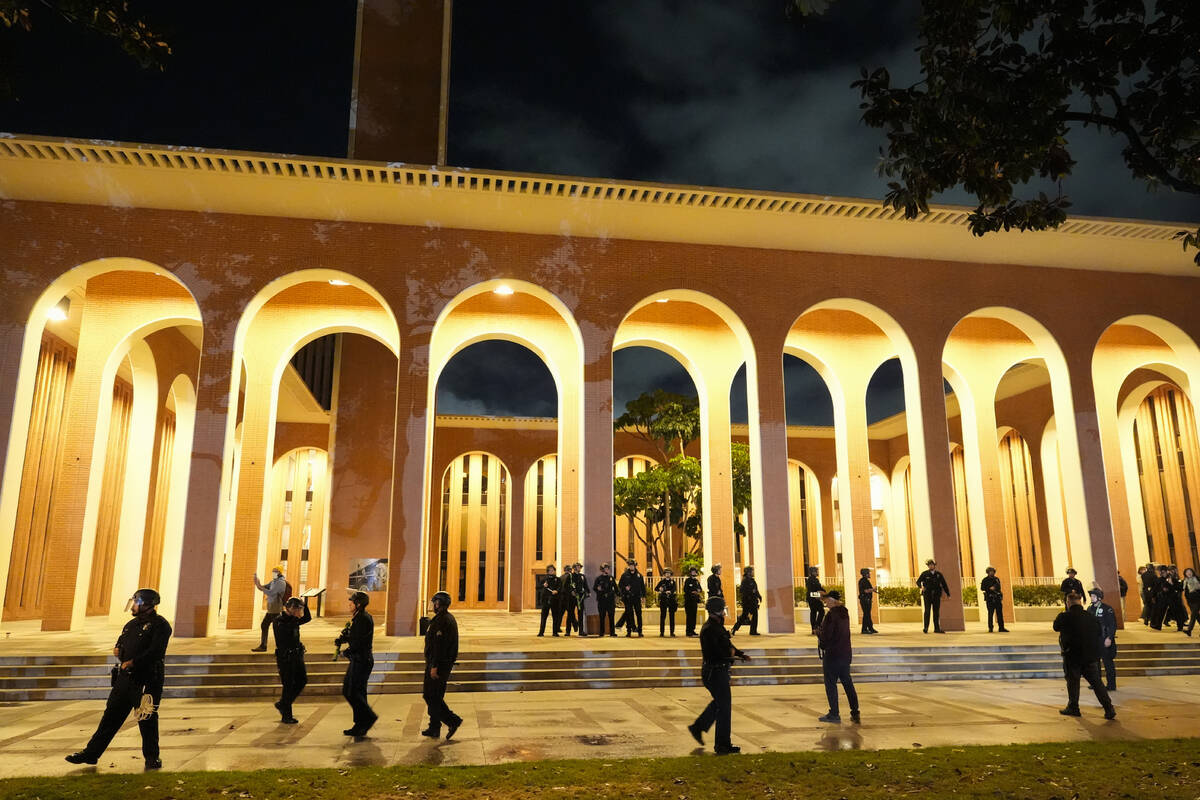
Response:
[[854, 0, 1200, 263]]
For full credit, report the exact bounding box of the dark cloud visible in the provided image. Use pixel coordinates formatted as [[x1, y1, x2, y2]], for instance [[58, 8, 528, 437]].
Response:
[[436, 340, 557, 418]]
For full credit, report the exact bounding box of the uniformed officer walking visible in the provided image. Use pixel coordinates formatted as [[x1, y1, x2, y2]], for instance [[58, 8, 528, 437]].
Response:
[[805, 566, 826, 634], [593, 563, 617, 636], [980, 566, 1009, 633], [619, 561, 646, 636], [537, 564, 563, 637], [686, 596, 749, 754], [1088, 588, 1118, 691], [422, 591, 464, 739], [916, 559, 950, 634], [655, 568, 679, 636], [683, 567, 704, 637], [272, 596, 311, 723], [334, 590, 378, 736], [730, 566, 762, 636], [66, 588, 172, 769], [1053, 592, 1115, 719]]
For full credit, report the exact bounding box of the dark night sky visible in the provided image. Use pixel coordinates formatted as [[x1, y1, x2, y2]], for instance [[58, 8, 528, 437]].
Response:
[[4, 1, 1195, 424]]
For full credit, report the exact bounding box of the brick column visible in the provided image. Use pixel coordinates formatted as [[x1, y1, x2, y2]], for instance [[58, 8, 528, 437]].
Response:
[[386, 339, 430, 637], [831, 377, 876, 628], [580, 345, 614, 626], [749, 346, 795, 633]]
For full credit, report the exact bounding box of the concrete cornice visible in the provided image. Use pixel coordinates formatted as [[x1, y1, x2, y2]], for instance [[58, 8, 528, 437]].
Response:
[[1, 134, 1196, 276]]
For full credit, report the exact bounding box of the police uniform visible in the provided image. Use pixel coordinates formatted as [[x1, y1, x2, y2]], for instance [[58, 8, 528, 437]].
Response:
[[619, 567, 646, 636], [730, 574, 761, 636], [688, 602, 746, 753], [272, 604, 311, 721], [857, 573, 878, 634], [707, 572, 724, 599], [1088, 593, 1118, 691], [335, 607, 378, 734], [1053, 603, 1115, 718], [565, 570, 589, 636], [422, 605, 463, 737], [72, 608, 172, 765], [593, 571, 617, 636], [805, 572, 825, 633], [980, 573, 1007, 632], [683, 574, 704, 636], [538, 573, 563, 636], [1060, 574, 1085, 607], [655, 575, 679, 636], [916, 567, 950, 633]]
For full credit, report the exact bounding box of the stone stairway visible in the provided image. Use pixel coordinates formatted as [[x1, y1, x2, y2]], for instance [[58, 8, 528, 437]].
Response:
[[3, 640, 1199, 701]]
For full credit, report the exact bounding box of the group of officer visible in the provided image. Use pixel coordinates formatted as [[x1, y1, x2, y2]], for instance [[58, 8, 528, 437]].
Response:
[[1137, 562, 1199, 634]]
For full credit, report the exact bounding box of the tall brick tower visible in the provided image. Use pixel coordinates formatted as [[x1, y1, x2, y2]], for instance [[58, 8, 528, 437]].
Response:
[[347, 0, 452, 165]]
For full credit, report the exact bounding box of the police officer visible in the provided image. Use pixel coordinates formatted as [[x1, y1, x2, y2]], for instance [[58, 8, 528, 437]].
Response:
[[1138, 563, 1155, 625], [805, 566, 825, 635], [1060, 567, 1084, 607], [619, 561, 646, 636], [686, 596, 749, 754], [566, 562, 590, 637], [334, 590, 377, 737], [272, 596, 311, 723], [563, 563, 581, 636], [683, 567, 704, 637], [980, 566, 1009, 633], [593, 563, 617, 636], [66, 588, 171, 769], [1088, 588, 1118, 691], [655, 568, 679, 637], [916, 559, 950, 634], [1053, 592, 1116, 719], [421, 591, 463, 740], [1149, 564, 1170, 629], [707, 563, 724, 599], [537, 564, 563, 637], [730, 566, 762, 636], [858, 567, 878, 635], [251, 566, 287, 652]]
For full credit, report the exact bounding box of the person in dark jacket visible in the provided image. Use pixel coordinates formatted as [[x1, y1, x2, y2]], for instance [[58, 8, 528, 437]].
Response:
[[1149, 564, 1170, 629], [1139, 564, 1155, 625], [655, 568, 679, 636], [730, 566, 762, 636], [916, 559, 951, 634], [593, 563, 617, 637], [421, 591, 463, 740], [1060, 567, 1085, 607], [980, 566, 1009, 633], [1088, 588, 1118, 691], [1117, 572, 1129, 616], [619, 562, 646, 636], [683, 567, 704, 637], [1183, 567, 1200, 636], [686, 596, 749, 754], [272, 596, 311, 723], [805, 566, 825, 634], [565, 562, 589, 637], [1052, 592, 1115, 719], [817, 590, 860, 723], [857, 568, 878, 634], [66, 588, 172, 769], [1165, 566, 1188, 630], [707, 563, 725, 599], [537, 564, 563, 637], [335, 591, 378, 736]]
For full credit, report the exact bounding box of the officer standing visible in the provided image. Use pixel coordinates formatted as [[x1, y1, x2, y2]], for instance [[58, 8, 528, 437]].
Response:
[[593, 563, 617, 637], [857, 568, 878, 635], [980, 566, 1009, 633], [683, 567, 704, 637], [272, 596, 311, 723], [252, 566, 288, 652], [334, 590, 378, 737], [805, 566, 825, 635], [1149, 564, 1169, 629], [817, 590, 860, 724], [730, 566, 762, 636], [916, 559, 950, 634], [1060, 568, 1085, 607], [655, 568, 679, 636], [570, 562, 590, 636], [1117, 572, 1129, 616], [537, 564, 563, 637], [1088, 588, 1118, 691], [421, 591, 464, 740], [1053, 592, 1116, 719], [1139, 563, 1155, 625], [619, 561, 646, 636], [707, 563, 724, 599], [66, 588, 172, 769], [686, 596, 749, 754]]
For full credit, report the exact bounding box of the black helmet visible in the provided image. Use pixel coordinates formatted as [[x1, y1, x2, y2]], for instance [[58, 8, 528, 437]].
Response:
[[432, 591, 452, 607], [350, 591, 370, 608], [705, 597, 726, 616], [133, 588, 160, 608], [860, 567, 870, 576], [284, 597, 305, 610]]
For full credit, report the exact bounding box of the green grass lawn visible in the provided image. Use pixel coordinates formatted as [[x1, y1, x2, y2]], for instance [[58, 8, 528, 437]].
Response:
[[4, 738, 1197, 799]]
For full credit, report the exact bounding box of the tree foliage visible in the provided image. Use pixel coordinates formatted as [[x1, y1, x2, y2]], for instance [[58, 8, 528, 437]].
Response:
[[854, 0, 1200, 263]]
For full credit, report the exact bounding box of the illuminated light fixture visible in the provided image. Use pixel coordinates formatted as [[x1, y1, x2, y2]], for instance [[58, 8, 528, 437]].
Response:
[[47, 298, 70, 322], [493, 284, 515, 295], [328, 278, 350, 287], [655, 298, 669, 303]]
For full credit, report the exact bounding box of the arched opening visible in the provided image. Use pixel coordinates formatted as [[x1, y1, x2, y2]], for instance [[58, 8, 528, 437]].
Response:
[[433, 452, 512, 609], [1130, 384, 1200, 568]]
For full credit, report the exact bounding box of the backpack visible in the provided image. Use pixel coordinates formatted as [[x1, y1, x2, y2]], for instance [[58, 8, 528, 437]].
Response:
[[284, 581, 293, 602]]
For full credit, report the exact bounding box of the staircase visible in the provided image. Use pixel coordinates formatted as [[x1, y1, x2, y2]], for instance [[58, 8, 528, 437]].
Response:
[[3, 641, 1199, 701]]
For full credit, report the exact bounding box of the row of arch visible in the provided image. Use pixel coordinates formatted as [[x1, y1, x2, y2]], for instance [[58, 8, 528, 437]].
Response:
[[2, 256, 1199, 634]]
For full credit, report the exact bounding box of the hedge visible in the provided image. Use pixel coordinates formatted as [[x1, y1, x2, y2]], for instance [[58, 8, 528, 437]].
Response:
[[1013, 583, 1064, 606]]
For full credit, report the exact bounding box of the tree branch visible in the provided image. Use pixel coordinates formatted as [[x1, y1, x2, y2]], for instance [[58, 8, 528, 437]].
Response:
[[1062, 102, 1200, 195]]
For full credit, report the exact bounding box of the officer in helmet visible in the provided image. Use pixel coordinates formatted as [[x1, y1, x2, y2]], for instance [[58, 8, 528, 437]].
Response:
[[66, 588, 172, 769], [686, 595, 749, 755], [421, 591, 463, 739], [334, 590, 377, 737]]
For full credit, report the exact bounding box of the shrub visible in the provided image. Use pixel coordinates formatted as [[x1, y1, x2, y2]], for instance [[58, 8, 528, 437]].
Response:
[[878, 586, 921, 607], [962, 585, 978, 607], [1013, 584, 1063, 606]]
